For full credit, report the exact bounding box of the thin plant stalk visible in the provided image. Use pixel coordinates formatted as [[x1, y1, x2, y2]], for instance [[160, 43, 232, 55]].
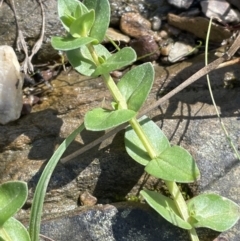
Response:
[[205, 18, 240, 161]]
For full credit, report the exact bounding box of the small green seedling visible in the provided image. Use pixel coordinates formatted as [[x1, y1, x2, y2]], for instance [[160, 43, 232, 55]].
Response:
[[51, 0, 240, 240]]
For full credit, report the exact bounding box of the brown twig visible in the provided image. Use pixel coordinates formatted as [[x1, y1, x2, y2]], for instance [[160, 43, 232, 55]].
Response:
[[39, 234, 55, 241], [8, 0, 45, 73], [22, 0, 45, 73], [7, 0, 29, 63], [60, 32, 240, 164]]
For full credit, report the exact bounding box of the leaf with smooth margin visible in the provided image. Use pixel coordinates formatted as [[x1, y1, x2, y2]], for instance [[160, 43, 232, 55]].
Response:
[[60, 15, 75, 30], [84, 0, 110, 42], [85, 108, 136, 131], [93, 47, 137, 76], [51, 36, 98, 51], [80, 43, 111, 60], [29, 123, 85, 241], [58, 0, 88, 31], [70, 10, 95, 38], [0, 217, 30, 241], [67, 47, 96, 76], [74, 4, 86, 19], [117, 63, 154, 112], [141, 190, 192, 230], [67, 44, 111, 76], [187, 193, 240, 231], [0, 181, 27, 226], [125, 116, 170, 166], [145, 145, 200, 182]]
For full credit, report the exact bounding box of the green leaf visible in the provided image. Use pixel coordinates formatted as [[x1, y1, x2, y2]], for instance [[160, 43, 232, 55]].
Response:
[[140, 190, 192, 230], [51, 36, 98, 51], [0, 217, 30, 241], [29, 123, 85, 241], [74, 4, 87, 19], [93, 47, 137, 76], [0, 181, 28, 226], [58, 0, 88, 31], [70, 10, 95, 38], [85, 108, 136, 131], [117, 63, 154, 112], [67, 47, 96, 76], [187, 193, 240, 231], [145, 146, 200, 182], [125, 116, 170, 166], [84, 0, 110, 42], [80, 43, 111, 60], [67, 44, 111, 76], [60, 15, 75, 30]]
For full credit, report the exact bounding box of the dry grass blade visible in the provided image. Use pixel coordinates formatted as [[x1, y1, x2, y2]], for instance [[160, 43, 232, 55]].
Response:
[[8, 0, 45, 73]]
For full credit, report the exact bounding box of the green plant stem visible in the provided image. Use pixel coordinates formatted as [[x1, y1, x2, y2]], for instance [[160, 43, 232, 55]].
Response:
[[129, 117, 157, 159], [87, 43, 199, 241], [102, 73, 128, 109], [87, 44, 128, 109], [87, 44, 100, 66], [165, 181, 199, 240]]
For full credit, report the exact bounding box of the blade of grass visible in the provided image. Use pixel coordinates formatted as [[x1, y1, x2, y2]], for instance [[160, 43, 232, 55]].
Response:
[[29, 123, 85, 241], [205, 18, 240, 161]]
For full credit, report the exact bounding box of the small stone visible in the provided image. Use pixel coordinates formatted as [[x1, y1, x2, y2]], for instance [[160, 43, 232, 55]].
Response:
[[104, 28, 130, 43], [167, 0, 194, 9], [80, 191, 97, 206], [168, 41, 197, 63], [120, 12, 154, 39], [201, 0, 240, 24], [129, 36, 160, 62], [0, 46, 23, 125], [160, 41, 174, 56], [150, 16, 162, 31], [159, 30, 169, 39]]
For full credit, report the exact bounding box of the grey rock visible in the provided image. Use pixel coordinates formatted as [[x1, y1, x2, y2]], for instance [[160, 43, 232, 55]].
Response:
[[110, 0, 171, 26], [167, 0, 194, 9], [0, 46, 23, 125], [39, 202, 218, 241], [0, 0, 64, 63], [201, 0, 240, 24]]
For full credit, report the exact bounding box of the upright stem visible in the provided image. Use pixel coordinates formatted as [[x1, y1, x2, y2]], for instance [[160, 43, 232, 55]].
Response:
[[129, 117, 157, 159], [102, 73, 128, 110], [87, 44, 128, 110], [165, 181, 199, 240], [87, 43, 199, 241]]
